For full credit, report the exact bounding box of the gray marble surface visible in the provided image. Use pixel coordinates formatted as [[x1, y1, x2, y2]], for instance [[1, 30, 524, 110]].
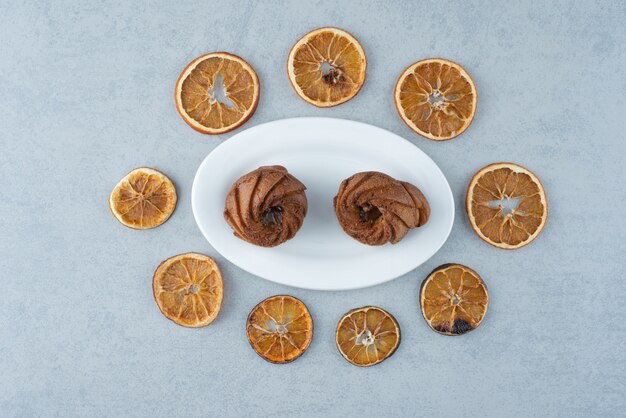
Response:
[[1, 1, 624, 416]]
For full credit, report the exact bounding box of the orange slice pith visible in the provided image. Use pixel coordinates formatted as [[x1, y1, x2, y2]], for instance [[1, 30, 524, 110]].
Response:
[[466, 162, 548, 249], [335, 306, 400, 367], [287, 27, 367, 107], [109, 167, 177, 230], [175, 52, 260, 134], [395, 58, 477, 141], [152, 253, 224, 328], [420, 264, 489, 336], [246, 295, 313, 364]]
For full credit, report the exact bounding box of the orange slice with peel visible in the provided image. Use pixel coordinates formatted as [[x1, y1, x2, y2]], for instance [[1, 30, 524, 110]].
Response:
[[287, 27, 367, 107], [246, 295, 313, 364], [175, 52, 259, 134], [335, 306, 400, 367], [109, 167, 177, 229], [420, 264, 489, 336], [395, 58, 477, 140], [152, 253, 224, 327], [466, 163, 548, 249]]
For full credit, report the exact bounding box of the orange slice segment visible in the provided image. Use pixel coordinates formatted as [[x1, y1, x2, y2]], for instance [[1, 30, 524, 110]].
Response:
[[246, 295, 313, 364], [175, 52, 259, 134], [109, 167, 177, 229], [421, 264, 489, 336], [152, 253, 224, 327], [335, 306, 400, 367], [466, 163, 548, 249], [395, 58, 477, 140], [287, 27, 367, 107]]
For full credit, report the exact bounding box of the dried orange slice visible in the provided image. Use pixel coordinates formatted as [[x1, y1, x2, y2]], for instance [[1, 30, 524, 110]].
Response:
[[467, 163, 548, 249], [287, 27, 367, 107], [109, 167, 177, 229], [246, 295, 313, 364], [394, 58, 477, 140], [152, 253, 224, 328], [420, 264, 489, 336], [175, 52, 260, 134], [335, 306, 400, 367]]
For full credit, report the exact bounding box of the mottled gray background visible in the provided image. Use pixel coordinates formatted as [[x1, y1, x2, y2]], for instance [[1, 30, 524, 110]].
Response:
[[1, 0, 625, 417]]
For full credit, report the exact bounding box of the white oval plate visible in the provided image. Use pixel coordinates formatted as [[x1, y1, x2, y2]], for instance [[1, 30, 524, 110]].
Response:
[[192, 118, 454, 291]]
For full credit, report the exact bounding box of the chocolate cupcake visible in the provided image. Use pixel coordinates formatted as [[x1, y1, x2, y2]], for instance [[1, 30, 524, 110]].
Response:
[[334, 171, 430, 245], [224, 166, 307, 247]]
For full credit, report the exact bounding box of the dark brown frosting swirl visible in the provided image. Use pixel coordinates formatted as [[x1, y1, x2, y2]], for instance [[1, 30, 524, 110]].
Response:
[[333, 171, 430, 245], [224, 165, 307, 247]]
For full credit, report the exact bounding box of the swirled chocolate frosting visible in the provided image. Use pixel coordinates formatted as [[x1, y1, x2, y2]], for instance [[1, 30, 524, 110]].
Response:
[[224, 166, 307, 247], [334, 171, 430, 245]]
